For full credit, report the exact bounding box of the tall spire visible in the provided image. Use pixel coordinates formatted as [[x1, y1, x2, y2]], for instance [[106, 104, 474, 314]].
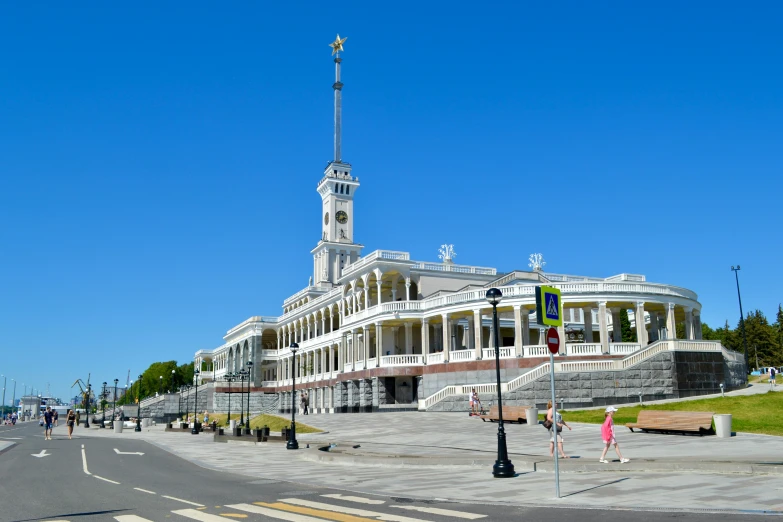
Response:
[[329, 34, 347, 163]]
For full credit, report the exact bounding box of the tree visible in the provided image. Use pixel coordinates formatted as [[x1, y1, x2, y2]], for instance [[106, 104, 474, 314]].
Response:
[[620, 309, 636, 342]]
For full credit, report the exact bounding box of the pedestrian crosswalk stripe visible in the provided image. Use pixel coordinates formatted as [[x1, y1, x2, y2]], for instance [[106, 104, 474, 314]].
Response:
[[321, 494, 385, 505], [256, 502, 378, 522], [114, 516, 154, 521], [276, 499, 430, 522], [226, 504, 330, 522], [390, 505, 486, 519], [163, 495, 205, 507], [172, 508, 233, 521]]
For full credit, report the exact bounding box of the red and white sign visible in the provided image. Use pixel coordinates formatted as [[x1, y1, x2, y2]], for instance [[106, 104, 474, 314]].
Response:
[[546, 327, 560, 355]]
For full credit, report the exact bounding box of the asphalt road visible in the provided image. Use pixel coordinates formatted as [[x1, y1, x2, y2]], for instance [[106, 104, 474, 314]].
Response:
[[0, 421, 769, 521]]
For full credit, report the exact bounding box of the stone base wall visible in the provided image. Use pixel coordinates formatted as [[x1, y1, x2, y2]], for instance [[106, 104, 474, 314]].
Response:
[[428, 351, 747, 412], [212, 391, 278, 414]]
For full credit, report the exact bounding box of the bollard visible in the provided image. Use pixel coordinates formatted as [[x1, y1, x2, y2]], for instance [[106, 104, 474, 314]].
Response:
[[714, 414, 732, 437], [525, 407, 539, 427]]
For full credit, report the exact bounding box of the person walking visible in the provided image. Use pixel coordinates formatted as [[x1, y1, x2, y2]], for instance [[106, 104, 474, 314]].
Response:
[[470, 389, 481, 415], [53, 409, 59, 427], [599, 406, 630, 463], [66, 410, 76, 439], [75, 410, 80, 426], [770, 367, 777, 388], [43, 406, 54, 440], [546, 400, 571, 458], [301, 391, 309, 415]]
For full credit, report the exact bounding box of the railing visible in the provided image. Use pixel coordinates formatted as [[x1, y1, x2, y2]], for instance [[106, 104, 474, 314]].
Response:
[[482, 347, 513, 359], [283, 286, 325, 307], [261, 349, 278, 357], [341, 250, 411, 278], [523, 345, 548, 357], [605, 273, 646, 282], [344, 362, 354, 372], [381, 354, 424, 367], [565, 343, 602, 356], [450, 350, 475, 362], [260, 381, 277, 387], [609, 343, 640, 355], [366, 357, 377, 368], [427, 352, 444, 364], [506, 363, 552, 392], [412, 262, 496, 275]]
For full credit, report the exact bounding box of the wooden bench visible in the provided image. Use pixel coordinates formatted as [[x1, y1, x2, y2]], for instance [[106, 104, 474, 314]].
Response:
[[626, 410, 714, 436], [480, 405, 532, 424]]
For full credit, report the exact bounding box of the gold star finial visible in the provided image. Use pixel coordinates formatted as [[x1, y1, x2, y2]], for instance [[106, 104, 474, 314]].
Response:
[[329, 34, 347, 55]]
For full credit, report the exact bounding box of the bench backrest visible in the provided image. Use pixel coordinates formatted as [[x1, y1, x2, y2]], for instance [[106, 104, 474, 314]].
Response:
[[485, 405, 531, 419], [636, 410, 714, 429]]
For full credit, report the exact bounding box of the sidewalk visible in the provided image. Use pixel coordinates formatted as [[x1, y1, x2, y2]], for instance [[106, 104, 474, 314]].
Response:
[[81, 407, 783, 514]]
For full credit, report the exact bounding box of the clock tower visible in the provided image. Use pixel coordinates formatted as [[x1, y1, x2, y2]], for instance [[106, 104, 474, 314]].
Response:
[[311, 35, 363, 286]]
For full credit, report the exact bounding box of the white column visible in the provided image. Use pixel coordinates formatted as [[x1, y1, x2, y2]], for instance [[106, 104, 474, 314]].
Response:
[[611, 307, 622, 342], [521, 308, 530, 346], [598, 301, 609, 354], [404, 322, 413, 355], [442, 313, 450, 362], [405, 277, 411, 301], [684, 306, 693, 340], [636, 302, 648, 346], [693, 310, 702, 339], [364, 287, 369, 309], [392, 326, 399, 354], [375, 322, 382, 366], [465, 316, 473, 354], [473, 310, 482, 359], [339, 335, 346, 371], [583, 306, 594, 344], [321, 317, 326, 337], [376, 281, 383, 305], [513, 305, 523, 357], [666, 303, 676, 340], [351, 330, 357, 371], [307, 319, 311, 340], [421, 319, 429, 362], [362, 326, 370, 368]]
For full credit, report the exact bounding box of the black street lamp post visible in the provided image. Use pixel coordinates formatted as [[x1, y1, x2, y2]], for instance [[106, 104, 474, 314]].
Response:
[[238, 370, 246, 427], [112, 379, 119, 425], [287, 342, 299, 450], [100, 382, 107, 428], [185, 384, 191, 423], [225, 373, 234, 426], [246, 360, 253, 433], [731, 266, 750, 370], [486, 288, 515, 478], [135, 374, 143, 432], [178, 386, 183, 421], [84, 384, 91, 428], [191, 370, 200, 434]]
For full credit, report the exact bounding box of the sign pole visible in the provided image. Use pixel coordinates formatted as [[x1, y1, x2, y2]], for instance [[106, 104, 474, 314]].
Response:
[[549, 349, 560, 499], [537, 285, 563, 500]]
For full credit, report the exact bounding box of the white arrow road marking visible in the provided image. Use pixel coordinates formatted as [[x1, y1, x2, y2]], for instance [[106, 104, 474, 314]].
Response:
[[114, 448, 144, 455], [31, 449, 49, 458]]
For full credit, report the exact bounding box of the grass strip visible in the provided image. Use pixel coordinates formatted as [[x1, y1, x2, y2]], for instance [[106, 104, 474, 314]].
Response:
[[539, 390, 783, 436], [208, 413, 322, 434]]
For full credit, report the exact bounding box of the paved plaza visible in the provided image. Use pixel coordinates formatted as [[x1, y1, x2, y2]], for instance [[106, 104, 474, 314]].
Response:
[[80, 401, 783, 515]]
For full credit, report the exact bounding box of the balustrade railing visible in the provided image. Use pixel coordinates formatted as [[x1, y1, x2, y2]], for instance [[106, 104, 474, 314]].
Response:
[[565, 343, 603, 356], [481, 347, 513, 359], [381, 354, 424, 367], [608, 343, 640, 355], [524, 345, 549, 357], [450, 350, 475, 362], [427, 352, 444, 364]]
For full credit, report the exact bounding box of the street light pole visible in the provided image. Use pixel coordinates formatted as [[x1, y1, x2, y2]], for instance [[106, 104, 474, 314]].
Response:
[[11, 380, 15, 418], [226, 374, 233, 426], [191, 370, 200, 435], [135, 374, 143, 432], [486, 288, 514, 478], [84, 385, 91, 428], [239, 370, 246, 428], [113, 379, 119, 425], [246, 360, 253, 433], [731, 266, 750, 370], [287, 343, 300, 450], [101, 382, 107, 428], [1, 375, 6, 416]]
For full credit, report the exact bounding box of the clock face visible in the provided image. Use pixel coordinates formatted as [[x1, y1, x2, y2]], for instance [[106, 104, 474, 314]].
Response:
[[324, 212, 329, 225], [336, 210, 348, 224]]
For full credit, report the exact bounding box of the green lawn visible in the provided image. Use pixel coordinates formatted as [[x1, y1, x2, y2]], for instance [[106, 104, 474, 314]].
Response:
[[208, 413, 322, 434], [543, 390, 783, 436]]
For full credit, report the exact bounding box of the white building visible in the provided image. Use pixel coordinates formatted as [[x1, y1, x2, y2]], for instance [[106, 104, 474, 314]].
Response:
[[193, 38, 741, 414]]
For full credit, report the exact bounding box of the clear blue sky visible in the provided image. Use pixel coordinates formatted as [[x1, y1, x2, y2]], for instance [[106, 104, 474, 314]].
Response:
[[1, 2, 781, 403]]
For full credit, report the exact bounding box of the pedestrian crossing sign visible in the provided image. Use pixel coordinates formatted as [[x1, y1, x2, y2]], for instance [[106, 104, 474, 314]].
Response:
[[535, 285, 562, 327]]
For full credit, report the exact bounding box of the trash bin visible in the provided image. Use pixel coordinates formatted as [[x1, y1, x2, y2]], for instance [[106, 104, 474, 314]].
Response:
[[714, 414, 732, 438], [143, 418, 151, 428], [281, 427, 289, 440], [229, 419, 237, 431], [114, 420, 124, 434], [526, 407, 539, 427]]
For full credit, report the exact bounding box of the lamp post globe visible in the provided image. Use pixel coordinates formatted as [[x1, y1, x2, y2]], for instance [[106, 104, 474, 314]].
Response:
[[287, 342, 299, 450], [171, 369, 176, 393], [485, 288, 515, 478], [191, 370, 200, 434]]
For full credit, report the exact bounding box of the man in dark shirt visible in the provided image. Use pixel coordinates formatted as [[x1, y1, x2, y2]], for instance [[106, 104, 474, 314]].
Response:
[[43, 407, 54, 440]]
